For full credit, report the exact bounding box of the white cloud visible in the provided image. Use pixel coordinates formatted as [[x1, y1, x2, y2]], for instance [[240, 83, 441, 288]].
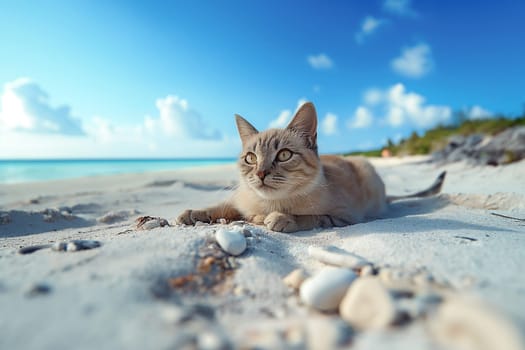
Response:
[[0, 78, 84, 135], [465, 105, 493, 120], [383, 0, 417, 17], [364, 88, 384, 105], [151, 95, 221, 140], [0, 78, 235, 158], [321, 113, 338, 135], [353, 83, 452, 129], [348, 107, 374, 129], [384, 83, 451, 127], [268, 99, 309, 128], [355, 16, 385, 43], [391, 43, 433, 78], [307, 53, 334, 70], [269, 110, 292, 129]]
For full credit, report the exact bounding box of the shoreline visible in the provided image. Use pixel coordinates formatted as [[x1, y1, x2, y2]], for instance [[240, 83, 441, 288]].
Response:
[[0, 158, 237, 185]]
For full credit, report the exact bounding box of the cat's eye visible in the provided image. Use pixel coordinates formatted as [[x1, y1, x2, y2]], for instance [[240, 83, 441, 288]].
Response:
[[276, 149, 293, 162], [245, 152, 257, 165]]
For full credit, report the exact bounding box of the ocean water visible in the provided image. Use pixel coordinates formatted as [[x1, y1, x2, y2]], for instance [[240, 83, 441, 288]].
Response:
[[0, 159, 236, 184]]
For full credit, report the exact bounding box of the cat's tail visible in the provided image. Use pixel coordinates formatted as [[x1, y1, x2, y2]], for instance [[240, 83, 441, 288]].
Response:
[[387, 171, 446, 203]]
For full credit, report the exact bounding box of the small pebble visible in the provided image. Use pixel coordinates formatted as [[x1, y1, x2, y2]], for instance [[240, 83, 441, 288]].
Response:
[[299, 267, 357, 311], [430, 296, 524, 350], [47, 240, 102, 252], [197, 330, 231, 350], [135, 216, 169, 230], [215, 228, 247, 256], [283, 269, 309, 290], [360, 265, 374, 277], [26, 283, 52, 297], [379, 267, 415, 291], [65, 240, 101, 252], [227, 256, 238, 269], [339, 277, 396, 330], [308, 245, 370, 269], [306, 317, 353, 349]]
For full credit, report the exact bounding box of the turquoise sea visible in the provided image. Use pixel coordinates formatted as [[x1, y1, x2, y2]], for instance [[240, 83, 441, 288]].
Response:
[[0, 159, 236, 184]]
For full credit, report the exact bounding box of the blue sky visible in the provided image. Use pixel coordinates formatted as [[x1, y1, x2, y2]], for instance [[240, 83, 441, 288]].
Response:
[[0, 0, 524, 158]]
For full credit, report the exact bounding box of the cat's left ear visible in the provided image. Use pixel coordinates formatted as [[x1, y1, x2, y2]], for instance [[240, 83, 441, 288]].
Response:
[[235, 114, 259, 145], [286, 102, 318, 147]]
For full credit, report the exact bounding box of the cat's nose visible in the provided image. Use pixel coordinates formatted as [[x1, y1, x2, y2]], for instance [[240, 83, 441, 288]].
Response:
[[256, 170, 268, 180]]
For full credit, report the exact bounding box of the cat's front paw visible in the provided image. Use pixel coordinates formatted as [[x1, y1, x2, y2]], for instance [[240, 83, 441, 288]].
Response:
[[247, 214, 266, 225], [177, 209, 211, 225], [264, 212, 298, 233]]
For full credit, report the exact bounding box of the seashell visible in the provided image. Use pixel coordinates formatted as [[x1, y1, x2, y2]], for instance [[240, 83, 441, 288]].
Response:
[[429, 296, 524, 350], [215, 228, 247, 256], [134, 216, 169, 230], [339, 277, 396, 330], [299, 267, 357, 311], [308, 246, 371, 269]]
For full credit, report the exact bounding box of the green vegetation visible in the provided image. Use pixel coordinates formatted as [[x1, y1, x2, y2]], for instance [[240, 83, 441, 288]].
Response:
[[346, 112, 525, 157]]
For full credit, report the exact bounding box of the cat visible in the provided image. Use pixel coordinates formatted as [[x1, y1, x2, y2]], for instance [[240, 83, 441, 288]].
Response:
[[177, 102, 446, 233]]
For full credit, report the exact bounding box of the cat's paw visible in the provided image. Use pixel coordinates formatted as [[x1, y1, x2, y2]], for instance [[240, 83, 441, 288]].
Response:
[[247, 214, 266, 225], [177, 209, 211, 225], [264, 212, 298, 233]]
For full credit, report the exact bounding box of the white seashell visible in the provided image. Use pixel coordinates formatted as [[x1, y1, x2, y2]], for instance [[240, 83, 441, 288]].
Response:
[[339, 276, 396, 330], [308, 246, 370, 269], [215, 228, 247, 256], [299, 267, 357, 311], [429, 296, 524, 350]]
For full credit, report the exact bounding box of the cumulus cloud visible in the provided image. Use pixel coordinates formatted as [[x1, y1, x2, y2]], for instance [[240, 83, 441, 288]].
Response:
[[353, 83, 452, 129], [363, 89, 384, 105], [383, 0, 417, 17], [149, 95, 221, 140], [307, 53, 334, 70], [391, 43, 433, 78], [384, 84, 451, 127], [0, 78, 234, 158], [269, 110, 292, 129], [321, 113, 338, 135], [355, 16, 385, 44], [348, 107, 374, 129], [0, 78, 84, 135], [465, 105, 493, 120], [268, 99, 308, 129]]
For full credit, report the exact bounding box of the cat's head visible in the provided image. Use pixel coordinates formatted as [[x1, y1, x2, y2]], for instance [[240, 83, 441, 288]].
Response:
[[234, 102, 322, 200]]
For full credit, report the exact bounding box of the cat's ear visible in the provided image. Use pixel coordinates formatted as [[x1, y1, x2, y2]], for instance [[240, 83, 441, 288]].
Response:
[[235, 114, 259, 144], [286, 102, 318, 146]]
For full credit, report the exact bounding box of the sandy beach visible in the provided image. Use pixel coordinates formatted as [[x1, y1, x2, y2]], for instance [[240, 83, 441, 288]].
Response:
[[1, 156, 524, 350]]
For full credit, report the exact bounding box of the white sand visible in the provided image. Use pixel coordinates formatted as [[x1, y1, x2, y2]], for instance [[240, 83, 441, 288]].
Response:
[[1, 156, 524, 349]]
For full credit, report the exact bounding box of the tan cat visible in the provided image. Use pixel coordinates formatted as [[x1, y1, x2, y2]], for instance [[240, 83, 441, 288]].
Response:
[[177, 102, 445, 233]]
